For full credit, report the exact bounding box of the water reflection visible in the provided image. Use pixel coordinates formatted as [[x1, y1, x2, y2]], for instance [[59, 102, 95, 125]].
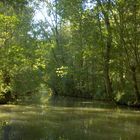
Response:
[[0, 98, 140, 140]]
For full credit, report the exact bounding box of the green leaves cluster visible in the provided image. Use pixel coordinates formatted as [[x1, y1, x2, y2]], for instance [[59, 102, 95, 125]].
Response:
[[0, 1, 47, 103], [43, 0, 140, 104], [0, 0, 139, 105]]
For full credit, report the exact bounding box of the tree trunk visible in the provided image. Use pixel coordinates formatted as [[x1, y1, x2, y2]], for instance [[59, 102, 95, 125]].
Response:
[[104, 42, 112, 99], [97, 0, 113, 99], [104, 14, 113, 99], [131, 66, 140, 102]]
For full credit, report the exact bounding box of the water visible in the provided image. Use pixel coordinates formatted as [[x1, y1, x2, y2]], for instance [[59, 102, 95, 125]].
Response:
[[0, 97, 140, 140]]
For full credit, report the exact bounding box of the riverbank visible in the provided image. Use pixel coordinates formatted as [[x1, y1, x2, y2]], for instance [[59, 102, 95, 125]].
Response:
[[0, 91, 140, 109]]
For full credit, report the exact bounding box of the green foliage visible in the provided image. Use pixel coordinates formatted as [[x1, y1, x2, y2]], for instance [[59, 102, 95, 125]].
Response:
[[12, 68, 43, 95], [0, 0, 140, 106], [0, 1, 46, 103], [43, 0, 140, 104]]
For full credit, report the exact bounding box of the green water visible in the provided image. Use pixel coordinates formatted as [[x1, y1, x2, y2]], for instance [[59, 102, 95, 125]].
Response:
[[0, 97, 140, 140]]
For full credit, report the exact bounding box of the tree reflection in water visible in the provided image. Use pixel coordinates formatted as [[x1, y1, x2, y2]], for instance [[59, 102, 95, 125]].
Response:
[[0, 100, 140, 140]]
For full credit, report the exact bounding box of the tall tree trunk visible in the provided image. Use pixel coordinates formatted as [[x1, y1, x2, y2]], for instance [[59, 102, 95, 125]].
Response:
[[97, 0, 113, 99], [103, 6, 113, 99]]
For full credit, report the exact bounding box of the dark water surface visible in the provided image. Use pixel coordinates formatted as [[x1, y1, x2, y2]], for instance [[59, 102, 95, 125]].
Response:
[[0, 97, 140, 140]]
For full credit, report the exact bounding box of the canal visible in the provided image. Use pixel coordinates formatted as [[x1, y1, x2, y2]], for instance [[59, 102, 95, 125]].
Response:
[[0, 97, 140, 140]]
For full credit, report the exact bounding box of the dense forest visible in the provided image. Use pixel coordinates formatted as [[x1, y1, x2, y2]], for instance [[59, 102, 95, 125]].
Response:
[[0, 0, 140, 106]]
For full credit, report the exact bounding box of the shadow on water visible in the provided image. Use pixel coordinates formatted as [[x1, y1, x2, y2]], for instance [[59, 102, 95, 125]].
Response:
[[0, 96, 140, 140]]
